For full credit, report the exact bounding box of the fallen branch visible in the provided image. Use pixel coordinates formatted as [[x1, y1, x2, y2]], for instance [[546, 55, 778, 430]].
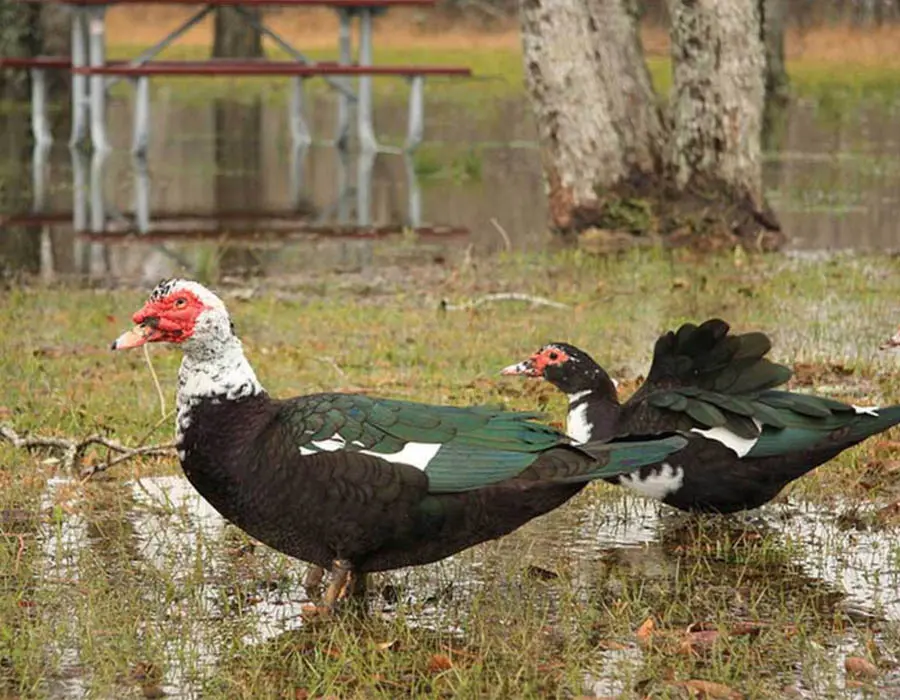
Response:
[[440, 293, 570, 312], [0, 423, 175, 478]]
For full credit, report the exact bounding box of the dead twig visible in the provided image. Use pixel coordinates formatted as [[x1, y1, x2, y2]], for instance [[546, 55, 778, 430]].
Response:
[[440, 293, 570, 312], [0, 422, 175, 478], [489, 217, 512, 252], [143, 344, 167, 419]]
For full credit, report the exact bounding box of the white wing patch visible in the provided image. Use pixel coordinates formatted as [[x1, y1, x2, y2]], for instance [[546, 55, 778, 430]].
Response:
[[618, 462, 685, 501], [360, 442, 442, 471], [852, 404, 880, 417], [298, 435, 441, 472], [691, 421, 762, 458], [567, 402, 594, 444]]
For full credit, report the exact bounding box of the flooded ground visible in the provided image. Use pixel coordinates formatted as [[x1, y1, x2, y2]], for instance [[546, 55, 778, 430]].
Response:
[[1, 89, 899, 282], [28, 474, 900, 699], [2, 64, 900, 699]]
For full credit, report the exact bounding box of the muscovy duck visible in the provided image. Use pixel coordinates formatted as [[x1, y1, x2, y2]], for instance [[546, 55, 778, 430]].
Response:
[[502, 319, 900, 513], [112, 279, 687, 605]]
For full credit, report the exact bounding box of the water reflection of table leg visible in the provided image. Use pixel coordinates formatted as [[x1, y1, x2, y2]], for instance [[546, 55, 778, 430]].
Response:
[[289, 143, 309, 211], [404, 152, 421, 229], [133, 156, 151, 233], [32, 143, 50, 214], [89, 150, 110, 274], [356, 149, 376, 227], [32, 144, 53, 279], [90, 150, 108, 233], [335, 146, 351, 225], [71, 146, 89, 270]]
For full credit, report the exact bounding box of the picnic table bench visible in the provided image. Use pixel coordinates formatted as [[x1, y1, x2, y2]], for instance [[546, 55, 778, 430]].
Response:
[[1, 0, 473, 155]]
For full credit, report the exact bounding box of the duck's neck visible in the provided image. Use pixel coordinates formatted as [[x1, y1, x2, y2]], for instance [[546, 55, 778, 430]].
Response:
[[565, 370, 620, 443], [175, 335, 265, 448]]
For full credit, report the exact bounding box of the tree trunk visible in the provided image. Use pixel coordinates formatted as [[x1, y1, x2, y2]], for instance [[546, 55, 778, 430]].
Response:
[[518, 0, 663, 230], [0, 0, 41, 100], [667, 0, 765, 203], [761, 0, 788, 107], [212, 7, 263, 59]]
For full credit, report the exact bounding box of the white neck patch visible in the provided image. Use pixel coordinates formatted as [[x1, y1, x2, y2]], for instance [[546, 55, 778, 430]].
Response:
[[567, 402, 594, 444], [174, 306, 264, 455]]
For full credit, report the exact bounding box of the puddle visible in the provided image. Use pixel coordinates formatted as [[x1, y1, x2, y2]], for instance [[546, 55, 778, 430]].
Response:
[[33, 475, 900, 698], [2, 94, 900, 285]]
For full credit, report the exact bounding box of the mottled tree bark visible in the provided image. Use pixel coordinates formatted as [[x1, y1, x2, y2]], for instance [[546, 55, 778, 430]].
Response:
[[212, 7, 263, 59], [518, 0, 663, 230], [0, 1, 41, 100], [667, 0, 765, 204]]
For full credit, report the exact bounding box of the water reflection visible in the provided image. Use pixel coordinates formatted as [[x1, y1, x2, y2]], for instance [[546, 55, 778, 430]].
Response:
[[36, 476, 900, 698], [2, 142, 466, 283], [2, 94, 900, 281]]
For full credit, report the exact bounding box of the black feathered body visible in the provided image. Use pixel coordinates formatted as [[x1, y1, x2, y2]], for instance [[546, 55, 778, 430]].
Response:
[[557, 320, 900, 513], [178, 392, 685, 571]]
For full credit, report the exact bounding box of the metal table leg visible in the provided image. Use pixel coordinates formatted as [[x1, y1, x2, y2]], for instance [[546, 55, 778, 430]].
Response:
[[403, 152, 421, 228], [289, 143, 309, 210], [86, 5, 110, 152], [132, 77, 151, 157], [30, 68, 52, 147], [70, 8, 89, 147], [133, 156, 151, 233], [335, 8, 352, 150], [289, 77, 312, 148], [356, 149, 375, 226], [405, 75, 425, 152], [357, 9, 377, 153]]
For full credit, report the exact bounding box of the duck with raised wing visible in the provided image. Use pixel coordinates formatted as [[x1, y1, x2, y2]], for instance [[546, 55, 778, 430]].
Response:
[[112, 279, 687, 605], [502, 319, 900, 513]]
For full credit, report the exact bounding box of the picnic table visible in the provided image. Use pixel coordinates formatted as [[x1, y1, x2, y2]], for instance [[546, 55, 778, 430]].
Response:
[[2, 0, 472, 155]]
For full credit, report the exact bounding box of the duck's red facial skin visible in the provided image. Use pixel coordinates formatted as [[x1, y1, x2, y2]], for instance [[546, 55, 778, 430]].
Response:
[[501, 345, 571, 377], [113, 289, 208, 350], [528, 346, 571, 376]]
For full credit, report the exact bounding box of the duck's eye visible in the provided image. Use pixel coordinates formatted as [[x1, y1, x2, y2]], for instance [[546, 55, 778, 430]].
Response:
[[174, 298, 187, 308], [548, 351, 559, 361]]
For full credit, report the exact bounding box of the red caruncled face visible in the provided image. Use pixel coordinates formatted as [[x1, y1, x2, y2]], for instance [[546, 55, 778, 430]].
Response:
[[112, 288, 209, 350], [501, 344, 571, 377], [526, 345, 571, 376]]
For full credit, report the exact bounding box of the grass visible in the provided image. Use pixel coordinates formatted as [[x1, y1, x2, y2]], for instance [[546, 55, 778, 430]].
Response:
[[100, 29, 900, 113], [3, 249, 900, 697]]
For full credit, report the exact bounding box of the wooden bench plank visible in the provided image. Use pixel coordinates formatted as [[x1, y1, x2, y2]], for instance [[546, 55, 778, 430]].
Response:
[[72, 61, 472, 77], [0, 56, 72, 70]]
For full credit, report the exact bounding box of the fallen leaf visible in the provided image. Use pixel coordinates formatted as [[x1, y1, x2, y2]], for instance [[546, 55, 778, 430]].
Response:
[[845, 656, 879, 678], [375, 639, 399, 652], [676, 679, 743, 699], [635, 617, 655, 645], [294, 689, 309, 700], [678, 630, 720, 655], [427, 653, 453, 673]]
